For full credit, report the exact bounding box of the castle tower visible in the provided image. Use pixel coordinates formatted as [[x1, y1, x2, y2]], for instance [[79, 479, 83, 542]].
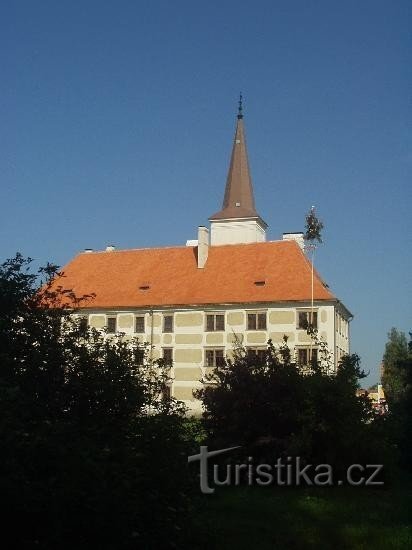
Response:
[[209, 95, 267, 245]]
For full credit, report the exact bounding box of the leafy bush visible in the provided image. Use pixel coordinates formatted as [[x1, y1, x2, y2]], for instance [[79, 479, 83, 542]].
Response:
[[0, 254, 197, 549], [196, 338, 387, 477]]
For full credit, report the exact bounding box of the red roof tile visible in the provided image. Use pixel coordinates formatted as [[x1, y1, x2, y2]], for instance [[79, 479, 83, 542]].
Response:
[[56, 240, 336, 309]]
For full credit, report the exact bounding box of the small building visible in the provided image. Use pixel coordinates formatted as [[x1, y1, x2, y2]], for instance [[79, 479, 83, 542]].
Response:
[[59, 100, 352, 412]]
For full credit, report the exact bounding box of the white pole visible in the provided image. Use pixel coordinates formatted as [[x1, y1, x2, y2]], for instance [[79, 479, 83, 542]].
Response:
[[309, 245, 315, 363]]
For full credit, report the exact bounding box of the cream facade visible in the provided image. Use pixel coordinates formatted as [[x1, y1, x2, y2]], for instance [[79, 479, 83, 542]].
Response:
[[82, 302, 350, 413]]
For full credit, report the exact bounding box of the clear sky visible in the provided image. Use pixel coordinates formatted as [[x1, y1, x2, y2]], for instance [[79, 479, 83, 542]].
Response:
[[1, 1, 410, 384]]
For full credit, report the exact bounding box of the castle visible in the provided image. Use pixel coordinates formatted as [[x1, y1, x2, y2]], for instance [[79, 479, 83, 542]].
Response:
[[60, 98, 351, 411]]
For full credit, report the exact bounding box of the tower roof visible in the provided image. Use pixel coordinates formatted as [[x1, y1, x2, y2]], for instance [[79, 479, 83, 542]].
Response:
[[209, 96, 265, 223]]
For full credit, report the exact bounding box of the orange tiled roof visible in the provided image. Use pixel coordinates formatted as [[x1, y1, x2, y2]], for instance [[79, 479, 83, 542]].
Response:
[[56, 240, 336, 309]]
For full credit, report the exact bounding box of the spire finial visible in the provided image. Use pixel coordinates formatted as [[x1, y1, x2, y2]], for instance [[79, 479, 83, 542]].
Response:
[[237, 92, 243, 119]]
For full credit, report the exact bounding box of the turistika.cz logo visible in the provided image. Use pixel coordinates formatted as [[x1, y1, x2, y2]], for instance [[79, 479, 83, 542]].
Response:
[[188, 446, 384, 494]]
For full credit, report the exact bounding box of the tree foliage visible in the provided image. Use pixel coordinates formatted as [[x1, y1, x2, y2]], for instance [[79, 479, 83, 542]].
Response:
[[381, 328, 412, 469], [382, 328, 410, 407], [196, 338, 384, 474], [0, 254, 197, 549], [304, 206, 324, 244]]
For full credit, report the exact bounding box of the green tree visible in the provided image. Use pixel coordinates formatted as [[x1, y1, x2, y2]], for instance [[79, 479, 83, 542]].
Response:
[[381, 329, 412, 469], [382, 328, 410, 407], [0, 254, 198, 549], [196, 338, 381, 475]]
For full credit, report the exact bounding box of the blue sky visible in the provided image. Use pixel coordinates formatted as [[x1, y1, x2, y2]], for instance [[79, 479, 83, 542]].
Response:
[[1, 1, 410, 384]]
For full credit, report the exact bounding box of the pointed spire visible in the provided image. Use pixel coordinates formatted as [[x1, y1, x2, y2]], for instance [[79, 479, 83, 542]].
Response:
[[238, 92, 243, 119], [209, 96, 264, 223]]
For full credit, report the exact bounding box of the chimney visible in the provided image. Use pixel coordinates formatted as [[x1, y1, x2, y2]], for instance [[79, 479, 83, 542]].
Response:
[[197, 226, 209, 268], [282, 232, 305, 251], [106, 245, 116, 252]]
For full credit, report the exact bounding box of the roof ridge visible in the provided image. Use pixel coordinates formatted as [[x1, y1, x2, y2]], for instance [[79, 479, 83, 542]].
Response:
[[79, 239, 296, 256]]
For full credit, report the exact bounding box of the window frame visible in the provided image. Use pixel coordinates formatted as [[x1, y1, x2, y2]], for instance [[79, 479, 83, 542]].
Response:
[[205, 348, 225, 368], [205, 313, 225, 332], [247, 312, 267, 331], [162, 347, 173, 365], [163, 314, 174, 333], [296, 346, 318, 366], [106, 316, 117, 334], [297, 309, 318, 330], [135, 315, 145, 334], [246, 347, 267, 362]]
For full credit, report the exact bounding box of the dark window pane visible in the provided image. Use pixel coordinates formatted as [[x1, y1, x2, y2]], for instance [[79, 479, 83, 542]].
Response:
[[257, 349, 266, 361], [257, 313, 267, 330], [107, 317, 116, 333], [247, 314, 257, 330], [206, 315, 214, 332], [135, 316, 145, 333], [206, 350, 214, 367], [298, 312, 308, 329], [163, 315, 173, 333], [298, 348, 308, 365], [215, 315, 225, 331], [215, 350, 225, 367], [163, 348, 173, 364], [311, 312, 318, 328], [311, 348, 318, 363], [135, 348, 144, 364]]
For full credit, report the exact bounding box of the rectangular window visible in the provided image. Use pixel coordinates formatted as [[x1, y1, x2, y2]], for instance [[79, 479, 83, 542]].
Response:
[[297, 347, 318, 366], [205, 349, 225, 368], [79, 316, 88, 332], [247, 348, 266, 362], [135, 347, 145, 365], [247, 312, 267, 331], [162, 348, 173, 365], [206, 314, 225, 332], [107, 316, 116, 334], [163, 314, 174, 333], [297, 310, 318, 330], [135, 315, 145, 333]]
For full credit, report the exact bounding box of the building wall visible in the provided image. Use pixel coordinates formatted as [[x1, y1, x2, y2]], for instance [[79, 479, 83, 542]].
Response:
[[83, 302, 348, 413], [210, 219, 266, 245]]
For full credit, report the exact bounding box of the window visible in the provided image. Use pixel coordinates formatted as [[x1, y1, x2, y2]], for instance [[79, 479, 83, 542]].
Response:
[[135, 315, 145, 333], [79, 316, 88, 332], [247, 348, 266, 362], [206, 313, 225, 332], [297, 310, 318, 330], [247, 312, 267, 331], [297, 347, 318, 366], [163, 315, 174, 333], [107, 316, 116, 334], [162, 348, 173, 365], [135, 347, 145, 365], [205, 349, 225, 368]]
